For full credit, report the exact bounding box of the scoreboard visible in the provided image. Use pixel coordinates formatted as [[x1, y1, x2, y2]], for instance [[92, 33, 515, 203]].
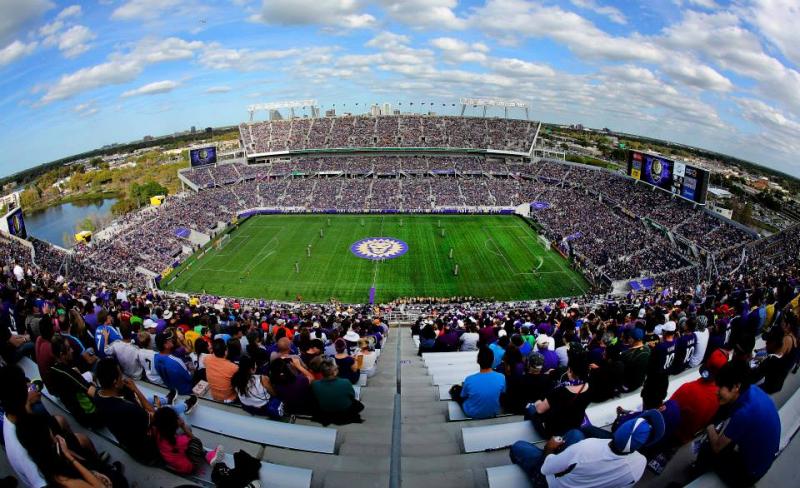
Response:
[[627, 150, 709, 205]]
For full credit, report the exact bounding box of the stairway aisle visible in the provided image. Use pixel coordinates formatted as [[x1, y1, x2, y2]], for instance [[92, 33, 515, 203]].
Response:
[[399, 329, 510, 488]]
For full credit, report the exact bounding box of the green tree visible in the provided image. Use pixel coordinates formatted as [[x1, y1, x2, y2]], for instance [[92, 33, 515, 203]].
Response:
[[129, 180, 168, 208]]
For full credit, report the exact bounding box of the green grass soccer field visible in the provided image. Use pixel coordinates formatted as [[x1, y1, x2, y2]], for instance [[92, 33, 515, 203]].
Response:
[[162, 214, 590, 303]]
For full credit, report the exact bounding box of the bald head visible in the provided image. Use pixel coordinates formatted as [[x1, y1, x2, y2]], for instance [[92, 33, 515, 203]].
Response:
[[277, 337, 291, 354]]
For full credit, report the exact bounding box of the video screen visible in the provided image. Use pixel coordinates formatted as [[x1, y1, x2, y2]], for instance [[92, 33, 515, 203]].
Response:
[[189, 146, 217, 167]]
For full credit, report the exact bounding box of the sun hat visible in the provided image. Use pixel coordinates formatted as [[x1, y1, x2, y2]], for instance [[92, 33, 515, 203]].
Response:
[[344, 330, 360, 342], [662, 321, 677, 333]]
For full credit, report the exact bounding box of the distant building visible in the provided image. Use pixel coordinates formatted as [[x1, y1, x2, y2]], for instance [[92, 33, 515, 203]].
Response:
[[370, 104, 381, 116], [143, 135, 154, 141], [190, 126, 196, 134], [381, 103, 392, 115], [269, 109, 283, 120], [751, 177, 769, 191], [393, 109, 401, 115], [0, 191, 21, 211], [708, 187, 733, 199]]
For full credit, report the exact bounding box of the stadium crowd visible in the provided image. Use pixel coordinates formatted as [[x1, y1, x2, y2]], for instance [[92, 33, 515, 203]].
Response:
[[0, 243, 390, 486], [413, 262, 800, 487], [239, 115, 537, 154]]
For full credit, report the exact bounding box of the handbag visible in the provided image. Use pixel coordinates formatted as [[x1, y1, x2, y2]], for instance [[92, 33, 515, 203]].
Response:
[[192, 380, 210, 397]]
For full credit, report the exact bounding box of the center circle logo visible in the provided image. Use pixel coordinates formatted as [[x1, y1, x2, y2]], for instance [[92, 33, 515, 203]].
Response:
[[350, 237, 409, 261]]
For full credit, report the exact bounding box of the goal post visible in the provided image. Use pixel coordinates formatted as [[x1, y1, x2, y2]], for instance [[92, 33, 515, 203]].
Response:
[[216, 234, 231, 250]]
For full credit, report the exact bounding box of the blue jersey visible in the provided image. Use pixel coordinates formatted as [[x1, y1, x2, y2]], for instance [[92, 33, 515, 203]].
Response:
[[94, 325, 122, 358]]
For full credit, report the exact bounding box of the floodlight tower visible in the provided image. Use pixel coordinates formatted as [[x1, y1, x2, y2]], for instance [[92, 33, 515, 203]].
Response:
[[459, 97, 529, 119]]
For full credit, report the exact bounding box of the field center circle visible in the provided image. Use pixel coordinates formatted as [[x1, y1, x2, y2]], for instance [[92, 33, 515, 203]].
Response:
[[351, 237, 409, 261]]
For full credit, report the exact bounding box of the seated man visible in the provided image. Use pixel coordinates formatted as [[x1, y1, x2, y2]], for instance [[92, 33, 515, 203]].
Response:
[[48, 335, 99, 427], [311, 357, 363, 425], [510, 409, 665, 487], [154, 330, 194, 395], [691, 360, 780, 487], [450, 346, 505, 419], [204, 338, 238, 402]]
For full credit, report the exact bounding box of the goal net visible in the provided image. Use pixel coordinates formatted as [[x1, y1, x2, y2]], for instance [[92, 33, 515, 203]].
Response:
[[216, 234, 231, 250]]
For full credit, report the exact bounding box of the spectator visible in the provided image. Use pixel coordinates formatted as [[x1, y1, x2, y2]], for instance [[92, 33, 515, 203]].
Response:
[[451, 347, 506, 419], [670, 352, 726, 445], [102, 326, 143, 379], [357, 338, 378, 377], [333, 338, 361, 385], [136, 330, 164, 386], [642, 321, 676, 409], [269, 356, 315, 416], [154, 330, 194, 395], [152, 407, 225, 474], [232, 355, 278, 417], [311, 357, 364, 425], [205, 338, 239, 402], [503, 351, 555, 414], [510, 409, 665, 487], [689, 315, 710, 368], [692, 360, 780, 486], [526, 351, 591, 438], [615, 327, 650, 392], [48, 335, 99, 427], [459, 323, 479, 351]]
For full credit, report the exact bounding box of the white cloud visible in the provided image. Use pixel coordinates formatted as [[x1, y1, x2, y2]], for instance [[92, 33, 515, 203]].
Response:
[[750, 0, 800, 67], [40, 5, 94, 58], [683, 0, 719, 9], [570, 0, 627, 25], [56, 5, 82, 20], [0, 0, 52, 46], [54, 25, 96, 58], [0, 40, 38, 67], [471, 0, 663, 62], [251, 0, 376, 29], [660, 10, 800, 114], [199, 43, 301, 70], [737, 98, 800, 155], [205, 86, 231, 93], [660, 56, 733, 92], [121, 80, 180, 98], [40, 37, 203, 103], [378, 0, 465, 30], [430, 37, 488, 63], [112, 0, 183, 21], [73, 100, 98, 117]]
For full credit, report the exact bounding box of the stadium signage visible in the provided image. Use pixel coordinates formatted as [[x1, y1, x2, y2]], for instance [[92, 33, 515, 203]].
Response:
[[3, 208, 27, 239], [626, 150, 709, 205], [350, 237, 409, 261]]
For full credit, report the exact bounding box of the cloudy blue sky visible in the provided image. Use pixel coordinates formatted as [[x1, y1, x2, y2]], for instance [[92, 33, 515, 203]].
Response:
[[1, 0, 799, 178]]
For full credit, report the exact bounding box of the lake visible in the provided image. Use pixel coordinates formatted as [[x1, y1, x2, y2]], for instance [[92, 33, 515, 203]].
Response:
[[25, 198, 117, 248]]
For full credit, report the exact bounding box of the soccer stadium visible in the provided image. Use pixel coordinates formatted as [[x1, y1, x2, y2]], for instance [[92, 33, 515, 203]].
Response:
[[2, 3, 800, 488]]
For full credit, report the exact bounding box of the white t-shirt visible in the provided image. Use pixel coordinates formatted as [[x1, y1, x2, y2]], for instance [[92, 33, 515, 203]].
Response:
[[555, 345, 570, 368], [542, 438, 646, 488], [459, 332, 479, 351], [238, 375, 270, 408], [690, 329, 710, 368], [137, 348, 164, 385], [359, 351, 378, 372], [13, 265, 24, 282], [3, 414, 47, 488], [105, 340, 143, 379]]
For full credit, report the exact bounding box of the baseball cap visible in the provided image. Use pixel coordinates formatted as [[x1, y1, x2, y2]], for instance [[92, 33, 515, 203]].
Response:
[[497, 329, 508, 338], [631, 328, 645, 341], [701, 349, 728, 379], [143, 318, 156, 330], [662, 321, 677, 333], [536, 335, 551, 348], [612, 409, 665, 454]]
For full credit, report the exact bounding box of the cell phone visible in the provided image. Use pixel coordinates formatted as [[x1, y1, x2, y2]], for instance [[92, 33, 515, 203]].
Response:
[[553, 436, 563, 443], [86, 348, 95, 356]]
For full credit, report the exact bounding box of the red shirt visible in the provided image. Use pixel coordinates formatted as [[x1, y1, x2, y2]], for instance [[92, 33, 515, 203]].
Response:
[[670, 378, 720, 443], [35, 337, 56, 390]]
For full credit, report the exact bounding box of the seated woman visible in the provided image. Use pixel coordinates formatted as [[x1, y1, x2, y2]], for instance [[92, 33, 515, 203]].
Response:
[[152, 407, 225, 475], [333, 338, 361, 384], [357, 338, 378, 377], [232, 356, 279, 418], [311, 358, 364, 425], [525, 351, 591, 438]]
